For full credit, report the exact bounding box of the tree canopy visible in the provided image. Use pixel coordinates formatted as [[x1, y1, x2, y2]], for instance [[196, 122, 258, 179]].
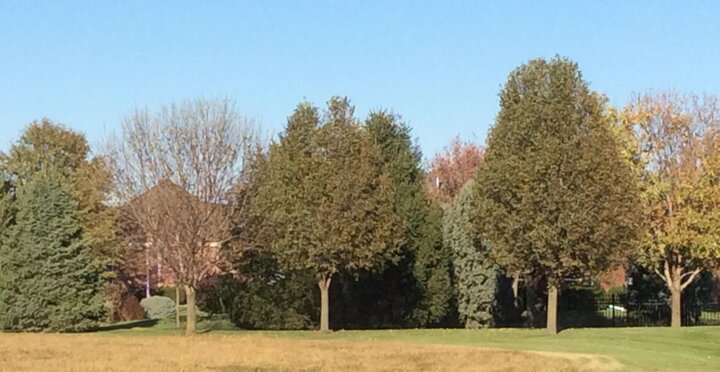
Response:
[[474, 57, 643, 333], [622, 92, 720, 327], [252, 98, 403, 331], [0, 169, 104, 331]]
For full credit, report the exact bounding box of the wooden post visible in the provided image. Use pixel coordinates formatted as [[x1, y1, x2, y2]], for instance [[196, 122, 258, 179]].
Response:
[[175, 286, 180, 329]]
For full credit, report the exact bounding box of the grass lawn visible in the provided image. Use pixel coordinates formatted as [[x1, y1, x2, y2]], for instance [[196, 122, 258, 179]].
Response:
[[1, 318, 718, 371]]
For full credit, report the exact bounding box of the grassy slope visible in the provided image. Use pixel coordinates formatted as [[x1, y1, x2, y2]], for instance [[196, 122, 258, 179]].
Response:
[[100, 319, 720, 371]]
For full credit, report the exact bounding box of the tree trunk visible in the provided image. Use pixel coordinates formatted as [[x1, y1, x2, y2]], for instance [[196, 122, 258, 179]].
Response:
[[524, 274, 538, 327], [512, 274, 520, 306], [145, 249, 151, 298], [175, 286, 180, 329], [185, 285, 197, 335], [547, 283, 559, 334], [670, 285, 682, 328], [318, 276, 332, 332], [661, 262, 701, 329]]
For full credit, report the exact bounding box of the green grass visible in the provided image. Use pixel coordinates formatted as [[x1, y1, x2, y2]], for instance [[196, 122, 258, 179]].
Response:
[[100, 319, 720, 371]]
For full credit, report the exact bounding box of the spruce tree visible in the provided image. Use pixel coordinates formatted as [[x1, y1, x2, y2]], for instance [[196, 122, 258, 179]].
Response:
[[444, 181, 498, 328], [0, 170, 104, 332], [1, 120, 121, 290]]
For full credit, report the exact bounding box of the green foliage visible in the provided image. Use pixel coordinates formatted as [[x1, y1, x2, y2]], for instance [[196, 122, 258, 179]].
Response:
[[1, 120, 122, 281], [334, 111, 452, 328], [201, 260, 319, 329], [2, 119, 90, 179], [200, 251, 318, 330], [0, 185, 13, 239], [140, 296, 176, 319], [0, 170, 104, 331], [411, 201, 453, 325], [444, 181, 499, 328], [474, 57, 643, 287], [253, 97, 403, 281]]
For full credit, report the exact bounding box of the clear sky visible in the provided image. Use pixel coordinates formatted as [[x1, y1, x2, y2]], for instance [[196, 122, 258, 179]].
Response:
[[1, 1, 719, 160]]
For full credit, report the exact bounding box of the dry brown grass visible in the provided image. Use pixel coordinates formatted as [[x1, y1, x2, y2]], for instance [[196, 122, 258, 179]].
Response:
[[0, 333, 620, 372]]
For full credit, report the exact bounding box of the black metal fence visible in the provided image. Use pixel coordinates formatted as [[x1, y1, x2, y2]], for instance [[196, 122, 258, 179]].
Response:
[[559, 293, 720, 328]]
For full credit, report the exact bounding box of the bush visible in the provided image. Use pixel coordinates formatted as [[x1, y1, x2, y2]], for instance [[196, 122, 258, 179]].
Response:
[[140, 296, 175, 319], [117, 294, 145, 321], [199, 251, 318, 330]]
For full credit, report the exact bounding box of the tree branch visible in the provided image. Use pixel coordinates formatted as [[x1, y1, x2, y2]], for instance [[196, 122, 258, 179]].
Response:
[[680, 268, 702, 290]]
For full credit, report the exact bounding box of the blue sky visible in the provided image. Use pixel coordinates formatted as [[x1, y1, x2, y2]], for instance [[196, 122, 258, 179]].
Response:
[[1, 1, 718, 160]]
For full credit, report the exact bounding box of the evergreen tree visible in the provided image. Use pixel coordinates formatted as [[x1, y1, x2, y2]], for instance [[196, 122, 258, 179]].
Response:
[[336, 111, 452, 328], [474, 57, 642, 333], [444, 180, 498, 328], [0, 170, 104, 331], [1, 120, 121, 284], [412, 201, 453, 325]]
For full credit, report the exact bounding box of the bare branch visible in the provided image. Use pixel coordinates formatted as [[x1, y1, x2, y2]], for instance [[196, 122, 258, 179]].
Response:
[[108, 99, 262, 289]]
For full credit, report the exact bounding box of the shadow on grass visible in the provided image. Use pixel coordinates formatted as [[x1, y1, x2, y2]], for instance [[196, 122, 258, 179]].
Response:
[[93, 319, 160, 332]]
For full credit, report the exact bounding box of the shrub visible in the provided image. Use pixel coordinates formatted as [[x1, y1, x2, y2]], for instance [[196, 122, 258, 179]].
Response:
[[140, 296, 175, 319], [198, 253, 318, 330], [118, 294, 146, 321]]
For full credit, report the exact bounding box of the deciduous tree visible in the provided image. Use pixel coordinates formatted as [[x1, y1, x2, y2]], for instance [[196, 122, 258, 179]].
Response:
[[474, 57, 643, 334], [252, 98, 403, 331], [108, 99, 261, 335], [622, 92, 720, 327], [426, 137, 484, 203]]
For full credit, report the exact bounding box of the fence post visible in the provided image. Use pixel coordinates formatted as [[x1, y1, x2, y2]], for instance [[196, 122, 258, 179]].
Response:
[[612, 294, 616, 327]]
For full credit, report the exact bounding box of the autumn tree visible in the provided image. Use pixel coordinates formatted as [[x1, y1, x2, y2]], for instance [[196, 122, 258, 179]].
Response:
[[252, 98, 403, 332], [108, 99, 261, 335], [622, 92, 720, 327], [474, 57, 643, 334], [426, 137, 484, 203]]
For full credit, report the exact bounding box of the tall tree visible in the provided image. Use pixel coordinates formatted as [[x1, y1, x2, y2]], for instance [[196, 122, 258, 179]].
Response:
[[1, 120, 120, 271], [622, 92, 720, 327], [426, 137, 484, 203], [108, 99, 261, 335], [0, 120, 122, 316], [474, 57, 643, 334], [444, 180, 499, 328], [0, 169, 104, 331], [336, 110, 451, 327], [221, 147, 319, 330], [252, 98, 403, 331]]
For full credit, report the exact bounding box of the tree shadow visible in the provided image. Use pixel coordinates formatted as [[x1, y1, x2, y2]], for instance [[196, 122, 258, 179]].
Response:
[[93, 319, 159, 332]]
